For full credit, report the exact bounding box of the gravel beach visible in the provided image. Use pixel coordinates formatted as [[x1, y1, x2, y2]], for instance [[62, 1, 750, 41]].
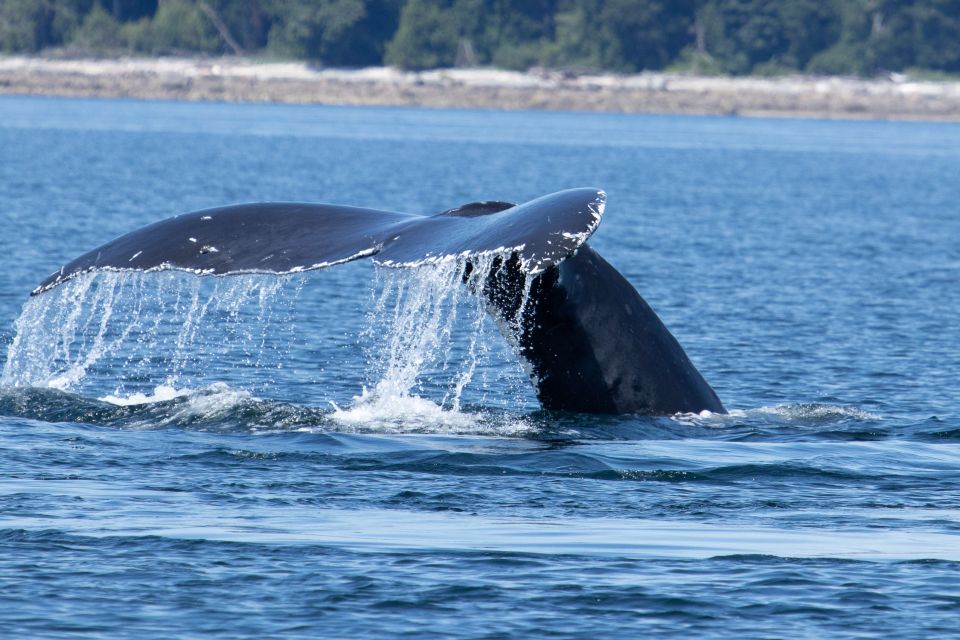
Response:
[[2, 55, 959, 120]]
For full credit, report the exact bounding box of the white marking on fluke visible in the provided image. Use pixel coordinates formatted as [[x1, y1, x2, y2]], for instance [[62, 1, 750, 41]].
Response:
[[129, 251, 142, 262]]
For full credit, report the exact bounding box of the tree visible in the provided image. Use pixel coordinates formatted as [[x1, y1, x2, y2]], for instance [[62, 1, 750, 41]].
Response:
[[0, 0, 89, 52], [716, 0, 789, 73], [0, 0, 958, 76], [72, 3, 125, 50], [265, 0, 400, 66], [597, 0, 695, 71], [907, 0, 960, 71], [384, 0, 459, 69], [778, 0, 841, 69], [149, 0, 221, 53]]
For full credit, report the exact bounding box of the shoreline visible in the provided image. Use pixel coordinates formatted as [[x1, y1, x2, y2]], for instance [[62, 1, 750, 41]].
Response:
[[2, 56, 960, 121]]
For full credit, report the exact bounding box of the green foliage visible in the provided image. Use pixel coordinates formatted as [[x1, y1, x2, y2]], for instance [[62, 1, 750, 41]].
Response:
[[777, 0, 841, 69], [384, 0, 458, 69], [149, 0, 221, 54], [3, 0, 960, 77], [666, 48, 726, 75], [489, 41, 543, 70], [118, 17, 153, 52], [891, 0, 960, 72], [699, 0, 788, 74], [265, 0, 401, 66], [0, 0, 88, 52], [806, 42, 866, 76], [596, 0, 694, 71], [549, 4, 605, 69], [266, 0, 363, 59], [206, 0, 269, 51], [73, 4, 125, 50], [0, 0, 46, 52]]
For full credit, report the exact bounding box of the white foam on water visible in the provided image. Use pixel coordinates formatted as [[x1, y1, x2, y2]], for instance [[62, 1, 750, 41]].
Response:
[[330, 387, 480, 433], [102, 382, 259, 431], [755, 403, 882, 421], [328, 385, 533, 436], [162, 383, 257, 421], [100, 384, 193, 406], [670, 403, 883, 428]]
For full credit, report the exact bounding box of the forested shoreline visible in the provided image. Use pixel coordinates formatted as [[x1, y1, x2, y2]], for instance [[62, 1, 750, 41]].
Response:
[[2, 1, 959, 78]]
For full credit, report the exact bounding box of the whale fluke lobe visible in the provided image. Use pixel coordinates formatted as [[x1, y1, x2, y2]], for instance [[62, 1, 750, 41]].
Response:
[[475, 247, 725, 415], [30, 188, 725, 416], [32, 202, 416, 295], [33, 188, 605, 295]]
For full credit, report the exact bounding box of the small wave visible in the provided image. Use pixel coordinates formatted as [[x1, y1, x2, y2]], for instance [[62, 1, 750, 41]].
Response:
[[670, 403, 881, 429], [8, 510, 959, 561], [0, 382, 291, 432], [656, 402, 893, 443], [1, 382, 533, 437], [669, 409, 731, 428], [96, 382, 264, 429], [99, 384, 194, 406], [754, 404, 882, 422], [116, 383, 320, 432], [152, 383, 258, 422], [926, 427, 960, 441]]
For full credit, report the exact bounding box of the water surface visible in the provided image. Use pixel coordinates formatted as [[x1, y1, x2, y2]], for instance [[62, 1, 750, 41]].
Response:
[[1, 97, 959, 638]]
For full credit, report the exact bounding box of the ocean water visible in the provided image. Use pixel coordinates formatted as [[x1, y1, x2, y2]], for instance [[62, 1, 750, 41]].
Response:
[[1, 96, 959, 638]]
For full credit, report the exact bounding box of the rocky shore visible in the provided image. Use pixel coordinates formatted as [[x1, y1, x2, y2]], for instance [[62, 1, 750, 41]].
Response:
[[2, 55, 959, 121]]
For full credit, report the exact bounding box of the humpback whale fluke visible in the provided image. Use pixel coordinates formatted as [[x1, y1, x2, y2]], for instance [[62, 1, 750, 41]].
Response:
[[31, 188, 724, 416], [33, 188, 605, 295]]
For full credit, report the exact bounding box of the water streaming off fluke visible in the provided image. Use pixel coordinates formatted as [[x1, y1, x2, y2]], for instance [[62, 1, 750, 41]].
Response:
[[1, 255, 536, 418], [337, 253, 537, 424], [1, 271, 305, 398]]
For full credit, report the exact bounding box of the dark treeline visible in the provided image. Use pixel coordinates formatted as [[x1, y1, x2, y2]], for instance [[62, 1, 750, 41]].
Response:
[[2, 0, 959, 76]]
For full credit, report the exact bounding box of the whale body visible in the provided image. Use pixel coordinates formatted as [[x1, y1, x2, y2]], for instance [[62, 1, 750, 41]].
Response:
[[32, 188, 724, 415]]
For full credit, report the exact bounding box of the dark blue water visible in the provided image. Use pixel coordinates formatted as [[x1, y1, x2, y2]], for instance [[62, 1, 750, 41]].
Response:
[[1, 96, 959, 638]]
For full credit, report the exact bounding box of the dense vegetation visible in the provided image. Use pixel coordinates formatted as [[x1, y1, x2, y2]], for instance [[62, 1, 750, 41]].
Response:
[[2, 0, 959, 76]]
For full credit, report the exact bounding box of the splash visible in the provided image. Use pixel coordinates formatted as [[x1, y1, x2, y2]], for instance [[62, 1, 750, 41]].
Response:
[[340, 253, 536, 420], [1, 271, 304, 395], [331, 388, 490, 433], [1, 254, 537, 427]]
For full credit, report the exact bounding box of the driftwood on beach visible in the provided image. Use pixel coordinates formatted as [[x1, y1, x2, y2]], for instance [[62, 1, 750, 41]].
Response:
[[2, 56, 959, 121]]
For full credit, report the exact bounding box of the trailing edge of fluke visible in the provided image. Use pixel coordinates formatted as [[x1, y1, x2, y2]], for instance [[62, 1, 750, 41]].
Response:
[[33, 188, 605, 295], [31, 188, 725, 416]]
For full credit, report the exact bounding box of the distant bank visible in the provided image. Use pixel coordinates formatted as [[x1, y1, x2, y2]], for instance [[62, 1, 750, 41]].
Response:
[[2, 56, 959, 121]]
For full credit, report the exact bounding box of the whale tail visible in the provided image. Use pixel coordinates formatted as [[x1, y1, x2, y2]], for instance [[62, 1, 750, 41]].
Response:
[[33, 188, 604, 295], [30, 189, 723, 415]]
